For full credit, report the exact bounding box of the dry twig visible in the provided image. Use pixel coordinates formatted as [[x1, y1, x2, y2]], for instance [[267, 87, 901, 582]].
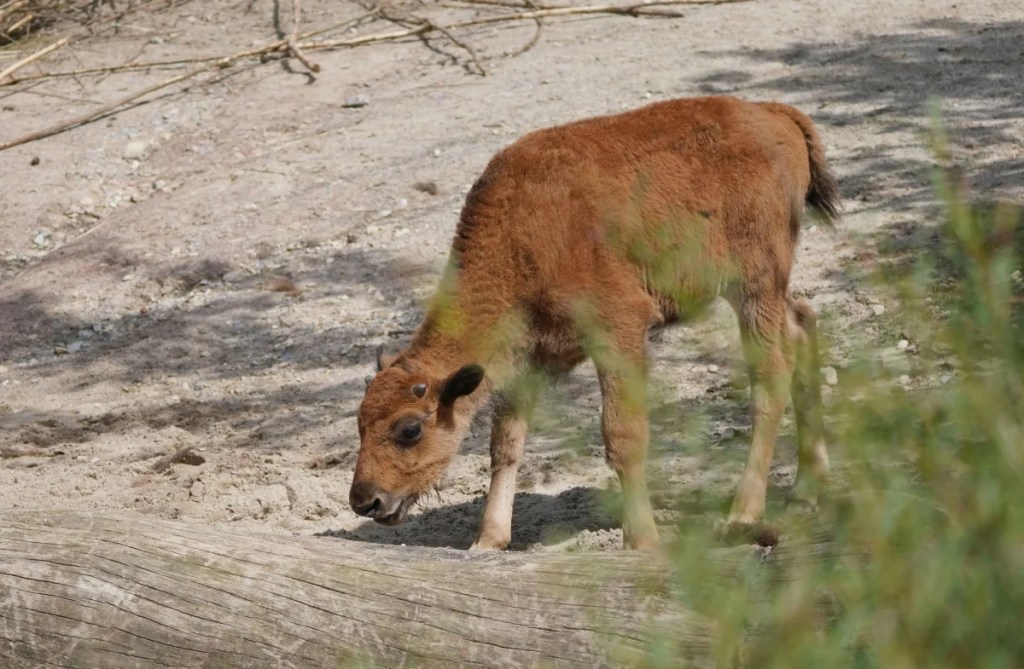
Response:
[[0, 35, 68, 83], [424, 16, 487, 76], [2, 8, 378, 85], [150, 445, 205, 473], [382, 6, 487, 76], [0, 58, 222, 151], [286, 0, 320, 73], [0, 0, 751, 151], [304, 0, 752, 53], [507, 0, 543, 58]]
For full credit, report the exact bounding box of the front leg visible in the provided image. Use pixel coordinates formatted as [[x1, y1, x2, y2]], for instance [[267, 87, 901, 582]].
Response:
[[470, 390, 536, 551]]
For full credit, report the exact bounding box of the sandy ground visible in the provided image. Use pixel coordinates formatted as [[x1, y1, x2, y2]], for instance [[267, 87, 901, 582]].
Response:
[[1, 0, 1022, 552]]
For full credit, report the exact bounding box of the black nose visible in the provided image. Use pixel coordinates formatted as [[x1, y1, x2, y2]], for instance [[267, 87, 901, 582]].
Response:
[[350, 481, 382, 517]]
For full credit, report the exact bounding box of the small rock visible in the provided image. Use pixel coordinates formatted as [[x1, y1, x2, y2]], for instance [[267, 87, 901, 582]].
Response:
[[67, 341, 85, 354], [720, 427, 736, 440], [432, 148, 441, 157], [898, 374, 911, 386], [342, 96, 369, 108], [821, 366, 839, 386], [30, 156, 40, 166], [414, 181, 439, 195], [33, 231, 49, 247], [222, 270, 245, 283], [123, 141, 148, 160], [939, 374, 952, 385], [377, 209, 392, 219], [366, 224, 380, 234], [870, 304, 886, 316], [897, 339, 910, 351], [707, 364, 719, 374], [54, 346, 68, 355]]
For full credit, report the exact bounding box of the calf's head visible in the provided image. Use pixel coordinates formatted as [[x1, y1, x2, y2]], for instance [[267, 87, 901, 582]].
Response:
[[350, 356, 485, 524]]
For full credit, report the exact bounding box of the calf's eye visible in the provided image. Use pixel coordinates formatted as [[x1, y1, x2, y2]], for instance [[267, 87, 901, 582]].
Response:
[[393, 420, 423, 447]]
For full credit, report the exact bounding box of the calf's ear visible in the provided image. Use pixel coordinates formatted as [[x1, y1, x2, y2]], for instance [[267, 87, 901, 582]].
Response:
[[440, 364, 485, 406], [376, 345, 399, 371]]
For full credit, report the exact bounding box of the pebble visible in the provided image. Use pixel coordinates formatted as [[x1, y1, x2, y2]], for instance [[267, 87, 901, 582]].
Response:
[[720, 427, 736, 440], [342, 96, 369, 108], [432, 148, 441, 157], [707, 364, 719, 374], [897, 339, 910, 350], [870, 304, 885, 316], [123, 141, 148, 160], [67, 341, 85, 354], [820, 366, 839, 386], [939, 374, 952, 385], [54, 346, 68, 355], [33, 231, 49, 247], [898, 374, 911, 386], [222, 270, 245, 283]]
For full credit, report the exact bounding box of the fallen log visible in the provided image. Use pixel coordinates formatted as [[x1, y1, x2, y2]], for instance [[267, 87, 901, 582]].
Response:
[[0, 512, 823, 667]]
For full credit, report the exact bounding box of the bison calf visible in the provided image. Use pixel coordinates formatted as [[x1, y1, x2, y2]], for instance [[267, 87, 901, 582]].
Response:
[[351, 96, 839, 550]]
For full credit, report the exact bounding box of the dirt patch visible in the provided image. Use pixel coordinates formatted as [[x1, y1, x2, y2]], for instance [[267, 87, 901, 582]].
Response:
[[1, 0, 1021, 550]]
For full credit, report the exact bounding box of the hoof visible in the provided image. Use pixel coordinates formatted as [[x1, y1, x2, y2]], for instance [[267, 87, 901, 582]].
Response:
[[786, 478, 823, 513], [715, 519, 780, 548], [469, 536, 510, 552], [623, 523, 661, 551]]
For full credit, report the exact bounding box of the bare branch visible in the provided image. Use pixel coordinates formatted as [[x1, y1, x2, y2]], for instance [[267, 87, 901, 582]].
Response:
[[0, 36, 69, 84], [286, 0, 321, 73]]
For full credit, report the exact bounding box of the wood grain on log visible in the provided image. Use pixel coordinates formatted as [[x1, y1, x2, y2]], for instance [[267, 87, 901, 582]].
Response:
[[0, 512, 739, 668]]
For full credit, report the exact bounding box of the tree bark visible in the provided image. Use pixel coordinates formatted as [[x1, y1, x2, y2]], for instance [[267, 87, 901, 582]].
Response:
[[0, 512, 733, 668]]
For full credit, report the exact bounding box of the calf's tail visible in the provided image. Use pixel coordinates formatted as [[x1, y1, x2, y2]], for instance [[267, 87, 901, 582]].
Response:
[[760, 102, 842, 225]]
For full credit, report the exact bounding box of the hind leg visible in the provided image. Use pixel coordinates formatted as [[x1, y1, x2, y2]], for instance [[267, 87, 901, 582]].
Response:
[[787, 297, 829, 509], [723, 290, 795, 536]]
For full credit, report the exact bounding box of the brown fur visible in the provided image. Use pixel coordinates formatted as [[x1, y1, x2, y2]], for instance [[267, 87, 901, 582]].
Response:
[[351, 96, 840, 548]]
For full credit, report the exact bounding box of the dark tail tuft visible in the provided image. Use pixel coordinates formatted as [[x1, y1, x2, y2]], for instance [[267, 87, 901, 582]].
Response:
[[806, 147, 841, 224]]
